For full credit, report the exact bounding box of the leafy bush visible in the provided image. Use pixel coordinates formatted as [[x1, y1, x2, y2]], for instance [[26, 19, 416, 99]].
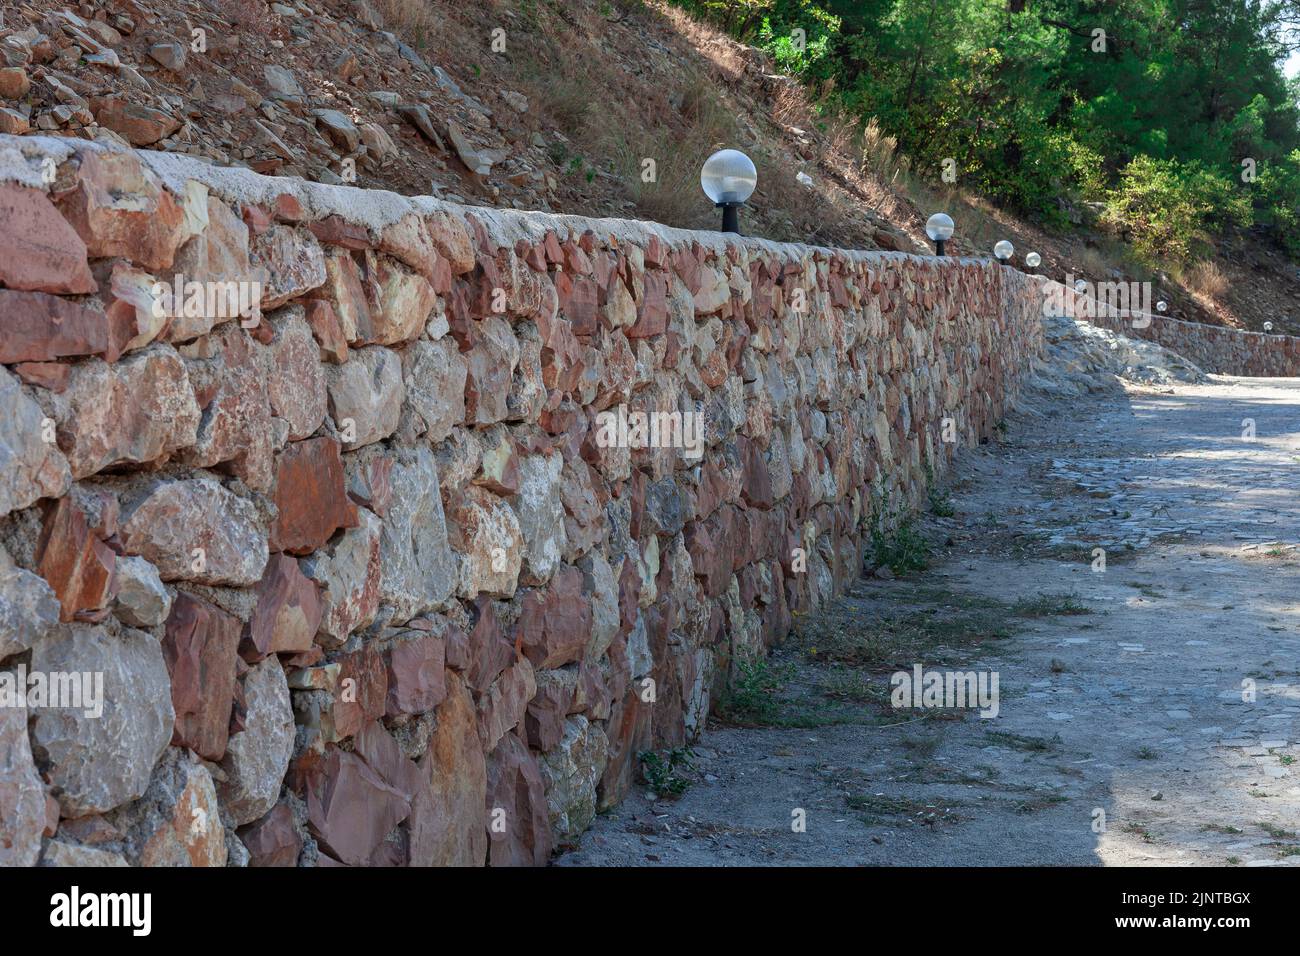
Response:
[[870, 518, 930, 575], [638, 748, 696, 797], [1102, 157, 1251, 263], [1257, 150, 1300, 256]]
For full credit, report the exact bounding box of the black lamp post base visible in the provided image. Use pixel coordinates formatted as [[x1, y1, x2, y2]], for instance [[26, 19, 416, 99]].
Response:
[[934, 239, 946, 256], [717, 202, 743, 235]]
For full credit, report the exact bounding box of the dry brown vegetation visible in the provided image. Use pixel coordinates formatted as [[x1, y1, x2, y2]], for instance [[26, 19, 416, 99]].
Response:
[[376, 0, 1296, 329]]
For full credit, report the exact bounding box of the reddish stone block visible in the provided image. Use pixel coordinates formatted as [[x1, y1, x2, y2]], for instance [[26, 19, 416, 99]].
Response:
[[306, 746, 410, 866], [484, 731, 552, 867], [384, 633, 447, 717], [302, 299, 349, 364], [35, 496, 116, 623], [308, 215, 370, 249], [13, 362, 70, 393], [0, 291, 110, 364], [331, 644, 388, 741], [53, 150, 186, 272], [628, 271, 669, 339], [617, 555, 641, 636], [555, 271, 599, 337], [525, 672, 575, 751], [238, 802, 301, 866], [163, 593, 242, 761], [465, 598, 515, 694], [243, 553, 323, 662], [272, 193, 305, 223], [737, 435, 774, 510], [515, 565, 591, 669], [0, 185, 96, 294], [240, 203, 274, 236], [271, 438, 359, 554]]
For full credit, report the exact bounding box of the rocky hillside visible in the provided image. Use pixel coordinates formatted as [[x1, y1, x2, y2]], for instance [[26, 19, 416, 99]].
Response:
[[0, 0, 1296, 331]]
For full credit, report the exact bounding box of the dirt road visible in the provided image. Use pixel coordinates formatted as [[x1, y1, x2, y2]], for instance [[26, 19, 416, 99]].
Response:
[[558, 375, 1300, 866]]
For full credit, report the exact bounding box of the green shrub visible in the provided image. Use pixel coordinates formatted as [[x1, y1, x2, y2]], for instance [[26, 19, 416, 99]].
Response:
[[1257, 150, 1300, 257], [1102, 157, 1251, 263]]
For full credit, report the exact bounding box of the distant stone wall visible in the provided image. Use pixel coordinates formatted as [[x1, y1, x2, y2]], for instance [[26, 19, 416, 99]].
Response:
[[0, 133, 1043, 867], [1043, 280, 1300, 377]]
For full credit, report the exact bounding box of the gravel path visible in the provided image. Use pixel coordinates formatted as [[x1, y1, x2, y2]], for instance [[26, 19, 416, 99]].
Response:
[[558, 374, 1300, 867]]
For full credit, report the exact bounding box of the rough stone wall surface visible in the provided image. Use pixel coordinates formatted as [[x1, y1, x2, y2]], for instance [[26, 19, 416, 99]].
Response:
[[0, 134, 1043, 867], [1043, 281, 1300, 377]]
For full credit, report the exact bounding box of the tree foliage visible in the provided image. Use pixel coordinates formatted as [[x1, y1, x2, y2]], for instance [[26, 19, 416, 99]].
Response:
[[671, 0, 1300, 260]]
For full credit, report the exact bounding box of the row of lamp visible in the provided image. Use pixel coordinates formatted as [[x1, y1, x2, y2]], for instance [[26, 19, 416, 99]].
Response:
[[696, 150, 1247, 327], [699, 149, 1046, 271], [926, 213, 1041, 270]]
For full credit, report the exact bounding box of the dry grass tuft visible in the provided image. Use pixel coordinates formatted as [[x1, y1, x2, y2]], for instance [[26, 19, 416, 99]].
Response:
[[1186, 259, 1229, 300]]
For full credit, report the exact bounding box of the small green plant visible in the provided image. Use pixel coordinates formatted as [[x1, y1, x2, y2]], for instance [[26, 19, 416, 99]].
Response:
[[1122, 822, 1156, 843], [1011, 592, 1090, 617], [928, 485, 955, 518], [1013, 794, 1070, 814], [985, 730, 1059, 752], [717, 658, 793, 726], [901, 735, 941, 758], [870, 518, 930, 575], [1136, 746, 1158, 760], [638, 748, 695, 797], [1201, 823, 1243, 835], [1259, 822, 1297, 840]]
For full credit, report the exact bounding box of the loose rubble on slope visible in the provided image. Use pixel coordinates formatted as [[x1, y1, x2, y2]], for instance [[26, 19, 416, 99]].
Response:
[[0, 0, 575, 209], [0, 0, 913, 251]]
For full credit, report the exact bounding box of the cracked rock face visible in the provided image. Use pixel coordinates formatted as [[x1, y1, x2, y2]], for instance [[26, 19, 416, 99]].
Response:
[[301, 508, 383, 647], [538, 716, 609, 844], [108, 747, 226, 867], [0, 544, 60, 660], [120, 478, 269, 587], [49, 346, 200, 481], [409, 672, 487, 866], [0, 701, 46, 866], [509, 452, 567, 587], [31, 624, 175, 817], [0, 364, 70, 518], [220, 655, 294, 826], [110, 555, 172, 629], [379, 445, 457, 623]]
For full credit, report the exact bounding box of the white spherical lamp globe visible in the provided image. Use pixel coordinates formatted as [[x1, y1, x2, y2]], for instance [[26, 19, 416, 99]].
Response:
[[993, 240, 1014, 260], [1264, 321, 1274, 332], [1074, 279, 1088, 293], [925, 213, 954, 242], [1156, 300, 1167, 312], [1025, 252, 1041, 268], [700, 149, 757, 205]]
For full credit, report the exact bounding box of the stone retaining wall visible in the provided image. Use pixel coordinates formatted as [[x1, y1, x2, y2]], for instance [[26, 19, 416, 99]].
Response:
[[0, 133, 1043, 867], [1044, 280, 1300, 377]]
